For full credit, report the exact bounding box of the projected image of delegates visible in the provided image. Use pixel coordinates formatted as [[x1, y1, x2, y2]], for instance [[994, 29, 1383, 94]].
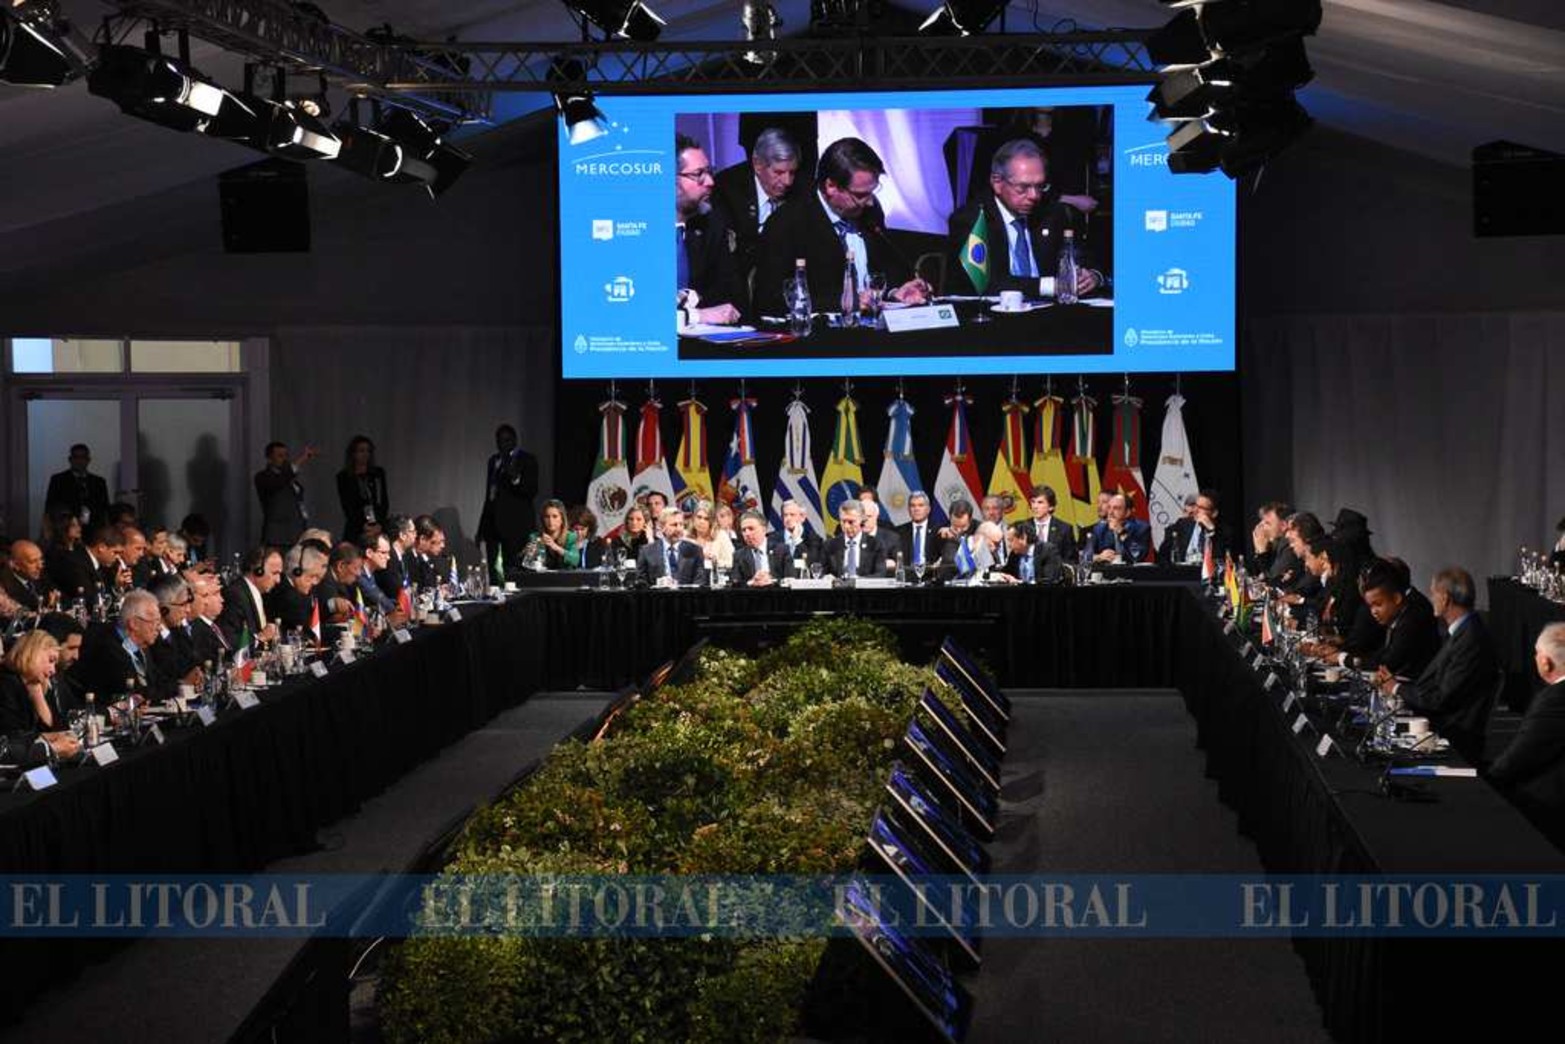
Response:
[[672, 105, 1113, 361]]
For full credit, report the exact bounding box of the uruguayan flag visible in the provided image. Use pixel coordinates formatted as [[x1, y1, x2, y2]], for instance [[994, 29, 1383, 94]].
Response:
[[769, 397, 827, 537]]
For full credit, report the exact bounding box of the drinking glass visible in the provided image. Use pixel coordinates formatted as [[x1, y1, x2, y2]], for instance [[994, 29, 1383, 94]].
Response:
[[913, 561, 927, 584], [862, 273, 887, 326], [809, 563, 823, 581]]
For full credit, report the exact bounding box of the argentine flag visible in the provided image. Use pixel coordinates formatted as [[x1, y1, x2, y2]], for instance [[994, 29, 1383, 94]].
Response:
[[876, 396, 927, 527], [769, 397, 827, 537], [961, 209, 990, 294]]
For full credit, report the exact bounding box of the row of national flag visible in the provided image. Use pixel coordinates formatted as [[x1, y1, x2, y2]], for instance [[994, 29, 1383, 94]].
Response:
[[584, 387, 1205, 543]]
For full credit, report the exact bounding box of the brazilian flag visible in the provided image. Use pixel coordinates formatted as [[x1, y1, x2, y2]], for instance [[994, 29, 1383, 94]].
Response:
[[961, 210, 990, 294]]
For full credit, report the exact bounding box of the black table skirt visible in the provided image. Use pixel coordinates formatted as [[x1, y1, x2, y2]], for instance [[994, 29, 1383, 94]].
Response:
[[1487, 577, 1565, 711], [3, 585, 1560, 1041]]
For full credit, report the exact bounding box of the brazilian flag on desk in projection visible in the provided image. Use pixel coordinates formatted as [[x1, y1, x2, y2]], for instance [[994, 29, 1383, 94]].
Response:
[[820, 392, 864, 536], [961, 209, 991, 293]]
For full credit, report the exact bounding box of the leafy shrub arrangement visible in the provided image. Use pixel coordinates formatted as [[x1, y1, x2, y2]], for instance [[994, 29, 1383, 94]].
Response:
[[380, 617, 934, 1044]]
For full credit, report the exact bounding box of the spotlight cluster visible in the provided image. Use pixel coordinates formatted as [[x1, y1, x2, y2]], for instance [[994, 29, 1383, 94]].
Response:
[[1146, 0, 1321, 178]]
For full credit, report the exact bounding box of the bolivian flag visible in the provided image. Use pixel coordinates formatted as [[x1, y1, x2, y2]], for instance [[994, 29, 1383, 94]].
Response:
[[962, 210, 990, 294]]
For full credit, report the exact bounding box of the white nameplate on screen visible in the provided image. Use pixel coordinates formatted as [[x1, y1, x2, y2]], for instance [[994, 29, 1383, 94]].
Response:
[[446, 607, 463, 622], [234, 690, 261, 709], [340, 650, 356, 665], [309, 661, 329, 679], [1315, 735, 1338, 759], [393, 629, 412, 645], [196, 706, 217, 727], [1291, 714, 1310, 735], [21, 766, 57, 791], [882, 304, 960, 334], [90, 743, 119, 767]]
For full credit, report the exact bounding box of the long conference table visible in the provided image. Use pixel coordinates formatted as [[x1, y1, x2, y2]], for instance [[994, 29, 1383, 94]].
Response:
[[3, 582, 1561, 1042]]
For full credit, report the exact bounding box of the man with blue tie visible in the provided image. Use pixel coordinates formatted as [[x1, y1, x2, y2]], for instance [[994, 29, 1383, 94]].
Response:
[[896, 492, 942, 577], [1085, 492, 1152, 565], [636, 507, 707, 587], [675, 134, 743, 327], [826, 502, 885, 580], [945, 139, 1105, 300], [731, 511, 785, 587]]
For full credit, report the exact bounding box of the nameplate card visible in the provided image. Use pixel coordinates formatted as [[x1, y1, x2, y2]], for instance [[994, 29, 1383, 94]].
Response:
[[1251, 652, 1266, 670], [1315, 734, 1338, 759], [1263, 673, 1281, 692], [90, 743, 119, 767], [340, 650, 356, 665], [882, 303, 960, 334], [1281, 692, 1299, 714], [196, 706, 217, 727], [234, 690, 261, 710], [393, 628, 412, 645], [655, 577, 677, 590], [1241, 642, 1256, 658], [1291, 714, 1311, 736], [1222, 621, 1237, 636], [786, 578, 834, 590], [852, 577, 899, 590], [309, 661, 329, 679], [446, 607, 463, 623], [20, 766, 57, 792]]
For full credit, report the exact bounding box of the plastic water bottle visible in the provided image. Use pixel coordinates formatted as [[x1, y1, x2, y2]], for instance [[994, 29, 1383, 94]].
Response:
[[1056, 229, 1079, 305], [788, 258, 812, 337], [840, 248, 859, 328], [895, 551, 907, 586], [85, 693, 99, 747]]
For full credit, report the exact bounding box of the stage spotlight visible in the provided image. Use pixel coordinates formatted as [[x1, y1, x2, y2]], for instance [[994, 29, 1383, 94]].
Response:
[[565, 1, 666, 42], [918, 0, 1007, 35], [1166, 117, 1228, 174], [1146, 9, 1209, 67], [1215, 95, 1312, 177], [262, 101, 341, 160], [379, 108, 472, 197], [1, 3, 88, 88], [550, 57, 609, 145], [88, 45, 252, 134], [1200, 0, 1321, 56]]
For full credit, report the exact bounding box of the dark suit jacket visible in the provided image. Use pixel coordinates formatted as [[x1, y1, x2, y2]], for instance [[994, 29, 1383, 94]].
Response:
[[944, 196, 1098, 297], [753, 195, 913, 318], [999, 541, 1068, 585], [314, 576, 359, 642], [714, 160, 800, 305], [1158, 517, 1229, 566], [47, 545, 100, 605], [149, 630, 198, 685], [730, 543, 788, 586], [336, 467, 390, 539], [255, 464, 307, 548], [826, 532, 886, 579], [1084, 519, 1152, 563], [188, 616, 233, 669], [217, 579, 266, 650], [636, 539, 707, 586], [476, 449, 539, 550], [681, 204, 745, 315], [1487, 679, 1565, 818], [895, 521, 944, 570], [1020, 515, 1077, 564], [0, 566, 51, 612], [44, 469, 110, 527], [767, 528, 824, 567], [1349, 589, 1440, 678], [863, 527, 902, 571], [1402, 615, 1499, 765], [132, 555, 177, 591], [75, 624, 172, 701], [378, 548, 412, 600], [266, 580, 318, 635]]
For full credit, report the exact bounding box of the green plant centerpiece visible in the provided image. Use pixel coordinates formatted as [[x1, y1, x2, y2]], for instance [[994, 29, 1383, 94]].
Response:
[[380, 617, 941, 1044]]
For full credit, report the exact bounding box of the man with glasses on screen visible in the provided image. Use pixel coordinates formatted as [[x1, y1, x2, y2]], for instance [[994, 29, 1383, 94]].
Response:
[[753, 136, 929, 319], [674, 134, 743, 327], [946, 138, 1103, 299]]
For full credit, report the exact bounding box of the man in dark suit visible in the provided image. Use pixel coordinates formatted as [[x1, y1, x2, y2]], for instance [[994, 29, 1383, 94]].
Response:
[[218, 547, 283, 651], [826, 502, 886, 579], [267, 543, 328, 637], [146, 575, 201, 684], [860, 500, 902, 574], [255, 441, 316, 548], [49, 523, 124, 606], [314, 543, 367, 645], [476, 426, 539, 583], [44, 444, 111, 528], [766, 499, 823, 574], [675, 134, 744, 326], [1382, 568, 1499, 764], [187, 572, 232, 668], [75, 590, 178, 701], [752, 136, 930, 318], [1084, 493, 1152, 564], [896, 492, 943, 575], [1486, 622, 1565, 833], [997, 523, 1068, 585], [1159, 488, 1230, 566], [1247, 501, 1296, 578], [636, 508, 707, 587], [730, 510, 786, 587], [1019, 487, 1077, 565], [0, 539, 53, 612], [945, 138, 1104, 300], [714, 126, 802, 300], [1341, 561, 1441, 678]]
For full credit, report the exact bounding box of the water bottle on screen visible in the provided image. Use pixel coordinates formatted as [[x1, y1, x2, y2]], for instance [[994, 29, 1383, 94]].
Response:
[[1056, 229, 1079, 305], [787, 258, 812, 337], [840, 248, 859, 328]]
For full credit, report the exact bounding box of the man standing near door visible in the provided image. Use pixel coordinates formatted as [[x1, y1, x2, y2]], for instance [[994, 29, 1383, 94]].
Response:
[[255, 441, 316, 548], [45, 444, 112, 528]]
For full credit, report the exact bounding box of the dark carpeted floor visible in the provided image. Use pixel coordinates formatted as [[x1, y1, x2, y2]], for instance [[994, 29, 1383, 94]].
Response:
[[963, 690, 1330, 1044]]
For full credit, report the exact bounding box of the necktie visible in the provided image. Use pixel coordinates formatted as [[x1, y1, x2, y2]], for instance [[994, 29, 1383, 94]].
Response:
[[676, 225, 690, 290], [913, 526, 924, 566], [754, 549, 765, 575], [1012, 218, 1033, 277], [833, 219, 853, 244], [666, 543, 679, 577], [846, 538, 859, 576], [1022, 553, 1034, 583], [132, 648, 148, 683], [1040, 519, 1049, 544]]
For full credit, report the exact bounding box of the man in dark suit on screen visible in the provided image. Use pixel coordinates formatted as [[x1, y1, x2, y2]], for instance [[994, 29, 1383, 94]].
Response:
[[714, 127, 802, 295], [1381, 567, 1499, 764], [752, 136, 929, 318], [945, 138, 1104, 300], [1487, 623, 1565, 836], [44, 444, 111, 528], [675, 134, 744, 327], [637, 507, 707, 587]]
